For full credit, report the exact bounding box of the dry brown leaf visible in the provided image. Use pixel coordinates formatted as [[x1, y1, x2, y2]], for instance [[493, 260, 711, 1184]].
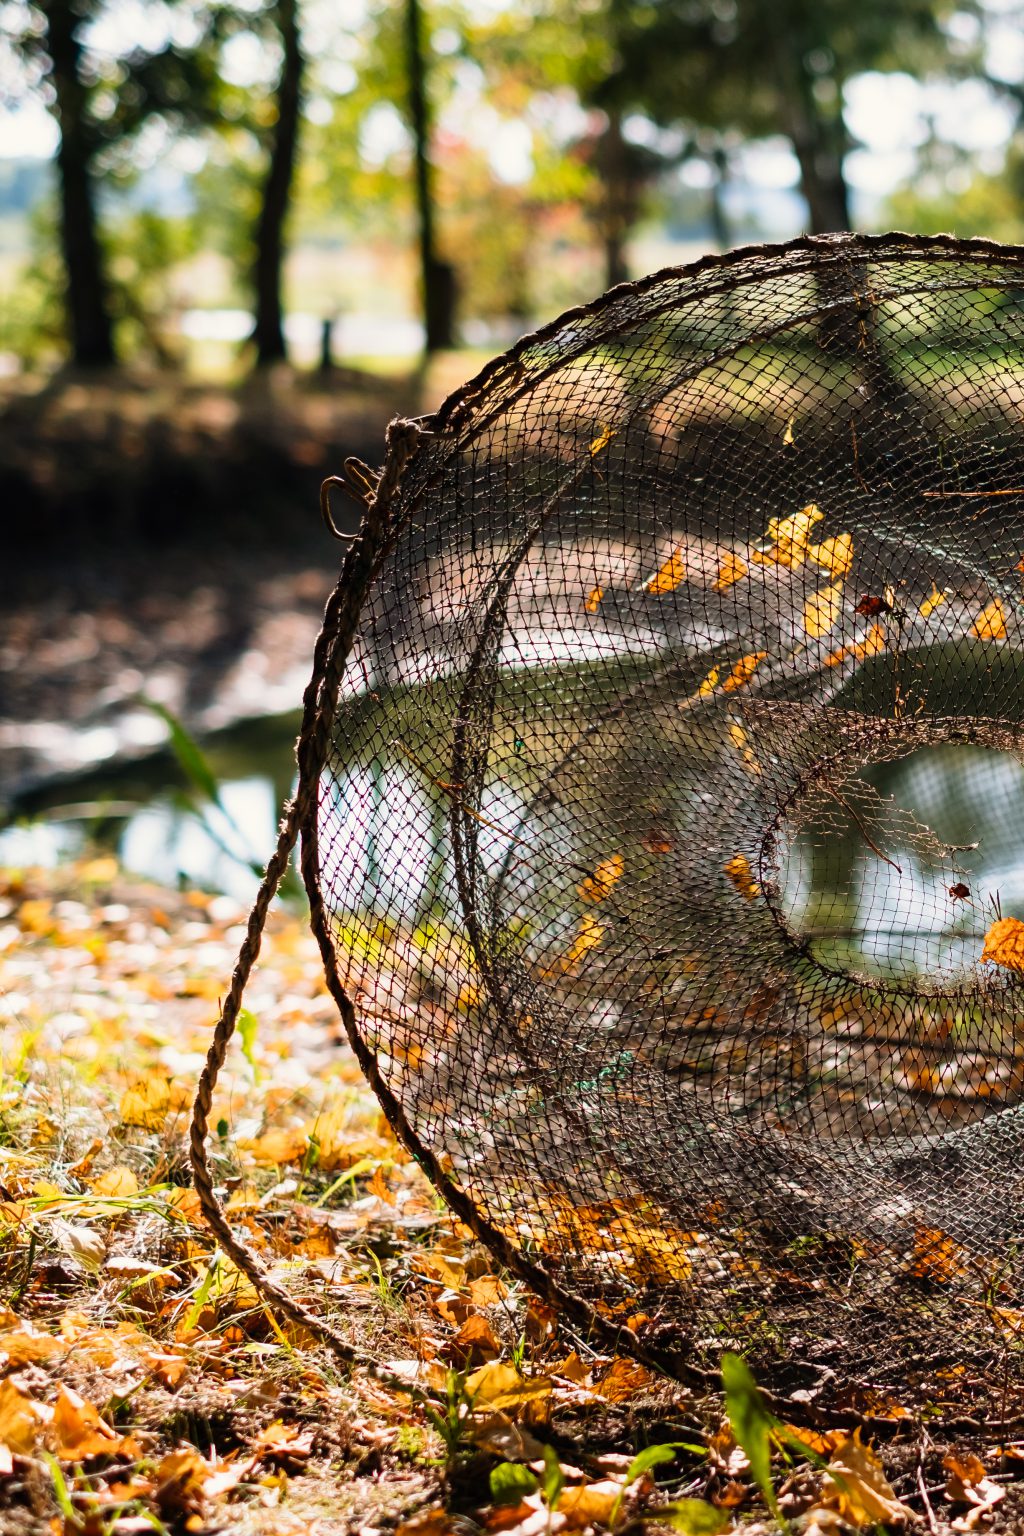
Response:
[[819, 1430, 915, 1527], [451, 1314, 501, 1365]]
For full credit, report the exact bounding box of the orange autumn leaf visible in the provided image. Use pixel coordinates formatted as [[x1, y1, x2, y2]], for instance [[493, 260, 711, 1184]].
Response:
[[724, 854, 759, 900], [823, 623, 886, 668], [971, 596, 1007, 641], [578, 853, 624, 904], [584, 584, 604, 613], [803, 581, 845, 640], [981, 915, 1024, 972], [809, 532, 854, 580], [911, 1226, 962, 1283], [713, 551, 748, 592], [721, 651, 767, 692], [645, 547, 687, 595], [549, 914, 606, 974], [589, 424, 615, 456]]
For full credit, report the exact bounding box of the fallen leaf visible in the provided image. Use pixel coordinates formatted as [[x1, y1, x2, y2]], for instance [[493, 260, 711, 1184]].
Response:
[[641, 829, 675, 855], [0, 1377, 52, 1455], [646, 548, 687, 595], [557, 1480, 622, 1528], [981, 916, 1024, 973], [782, 416, 795, 447], [810, 533, 854, 580], [589, 425, 615, 456], [727, 721, 761, 777], [803, 582, 845, 640], [552, 914, 605, 973], [945, 1451, 1005, 1530], [51, 1383, 134, 1461], [721, 651, 767, 693], [724, 854, 759, 900], [90, 1166, 140, 1199], [584, 585, 604, 613], [919, 584, 947, 619], [698, 666, 721, 696], [971, 596, 1007, 642], [713, 552, 748, 592], [819, 1430, 915, 1526], [466, 1361, 552, 1415], [594, 1357, 654, 1402], [578, 853, 624, 904], [911, 1226, 963, 1283], [823, 623, 886, 668], [752, 504, 823, 568]]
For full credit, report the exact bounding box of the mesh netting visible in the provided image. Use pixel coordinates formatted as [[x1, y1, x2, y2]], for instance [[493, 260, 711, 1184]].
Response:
[[306, 234, 1024, 1399]]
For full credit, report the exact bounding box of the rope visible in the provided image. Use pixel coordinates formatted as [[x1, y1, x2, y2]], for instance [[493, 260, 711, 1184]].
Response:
[[188, 418, 427, 1393]]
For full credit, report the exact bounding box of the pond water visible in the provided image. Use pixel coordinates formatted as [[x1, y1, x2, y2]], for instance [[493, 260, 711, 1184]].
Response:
[[0, 713, 301, 902]]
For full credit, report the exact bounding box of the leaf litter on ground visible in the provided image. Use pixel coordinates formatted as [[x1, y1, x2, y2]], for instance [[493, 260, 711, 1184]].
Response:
[[0, 860, 1019, 1534]]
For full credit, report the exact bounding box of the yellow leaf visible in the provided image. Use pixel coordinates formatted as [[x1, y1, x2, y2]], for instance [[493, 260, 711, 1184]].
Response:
[[782, 415, 795, 446], [645, 547, 687, 595], [721, 651, 767, 693], [724, 854, 759, 900], [698, 666, 720, 696], [727, 721, 761, 777], [89, 1166, 140, 1199], [809, 533, 854, 581], [562, 914, 605, 969], [803, 582, 845, 640], [578, 853, 624, 904], [589, 424, 615, 456], [713, 551, 748, 592], [971, 596, 1007, 641], [118, 1078, 191, 1131], [820, 1430, 915, 1527], [465, 1360, 552, 1414], [0, 1314, 61, 1368], [752, 503, 824, 568], [919, 584, 946, 619], [981, 915, 1024, 973], [238, 1125, 310, 1167], [584, 584, 604, 613]]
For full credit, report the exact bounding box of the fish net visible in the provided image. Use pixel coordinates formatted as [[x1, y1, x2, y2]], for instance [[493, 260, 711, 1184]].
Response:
[[304, 234, 1024, 1407]]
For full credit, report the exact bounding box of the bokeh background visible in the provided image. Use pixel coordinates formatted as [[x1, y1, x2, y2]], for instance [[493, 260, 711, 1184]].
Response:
[[2, 0, 1024, 898]]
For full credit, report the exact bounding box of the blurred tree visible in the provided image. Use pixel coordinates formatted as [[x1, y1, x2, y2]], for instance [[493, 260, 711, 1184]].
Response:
[[5, 0, 217, 365], [405, 0, 454, 349], [608, 0, 973, 235], [251, 0, 305, 364]]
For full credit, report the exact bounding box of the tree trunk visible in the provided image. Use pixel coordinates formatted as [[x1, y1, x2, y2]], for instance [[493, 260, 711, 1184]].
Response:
[[40, 0, 116, 367], [791, 135, 852, 235], [405, 0, 455, 352], [596, 107, 632, 289], [708, 143, 731, 251], [252, 0, 304, 366]]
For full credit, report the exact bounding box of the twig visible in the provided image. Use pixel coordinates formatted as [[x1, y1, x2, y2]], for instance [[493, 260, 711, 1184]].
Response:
[[827, 786, 902, 874]]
